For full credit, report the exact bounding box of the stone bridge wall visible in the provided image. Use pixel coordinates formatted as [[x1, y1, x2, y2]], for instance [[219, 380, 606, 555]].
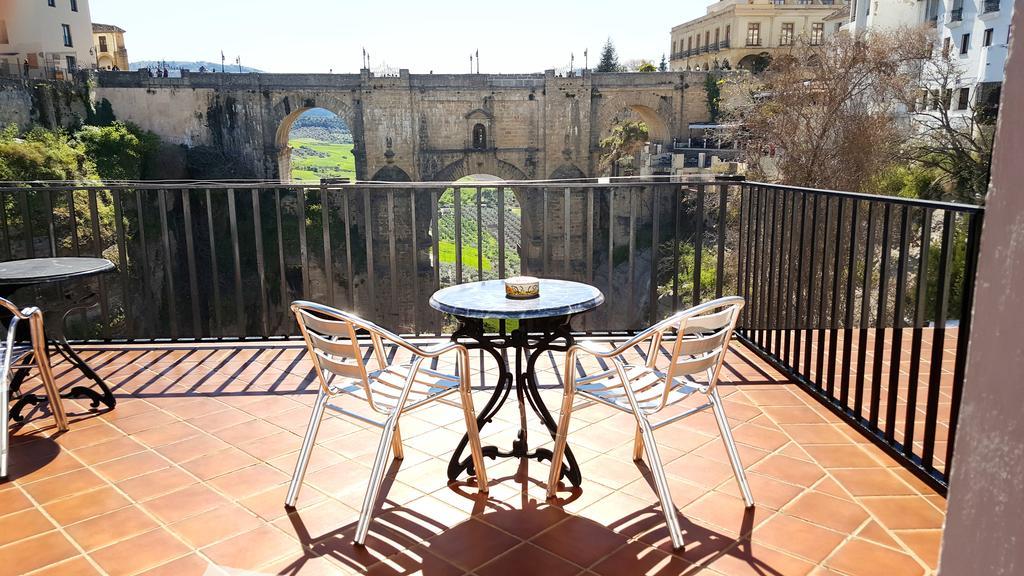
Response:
[[94, 69, 715, 181]]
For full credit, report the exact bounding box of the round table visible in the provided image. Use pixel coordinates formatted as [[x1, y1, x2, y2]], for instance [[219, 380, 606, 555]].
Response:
[[0, 257, 118, 420], [430, 279, 604, 487]]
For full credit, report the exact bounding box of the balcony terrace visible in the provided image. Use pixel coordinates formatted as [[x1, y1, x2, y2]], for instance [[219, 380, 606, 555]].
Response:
[[0, 179, 978, 575], [3, 340, 945, 575]]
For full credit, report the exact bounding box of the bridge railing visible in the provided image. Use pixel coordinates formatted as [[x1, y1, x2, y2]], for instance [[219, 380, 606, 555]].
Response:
[[0, 179, 982, 492]]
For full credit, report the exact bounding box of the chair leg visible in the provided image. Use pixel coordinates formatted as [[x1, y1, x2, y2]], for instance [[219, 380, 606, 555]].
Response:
[[30, 322, 67, 432], [546, 388, 576, 499], [391, 423, 404, 461], [354, 413, 401, 545], [635, 414, 684, 549], [1, 376, 8, 480], [710, 388, 754, 507], [632, 425, 644, 461], [285, 387, 329, 508], [459, 384, 489, 492]]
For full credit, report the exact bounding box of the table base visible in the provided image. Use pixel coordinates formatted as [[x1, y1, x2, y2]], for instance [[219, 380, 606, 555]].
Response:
[[7, 299, 116, 423], [446, 315, 582, 487]]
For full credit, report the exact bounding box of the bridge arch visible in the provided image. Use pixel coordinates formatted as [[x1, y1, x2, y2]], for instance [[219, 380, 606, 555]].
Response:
[[272, 94, 358, 181], [595, 94, 673, 147], [737, 53, 773, 73], [429, 155, 528, 183], [549, 163, 587, 180], [371, 165, 412, 182]]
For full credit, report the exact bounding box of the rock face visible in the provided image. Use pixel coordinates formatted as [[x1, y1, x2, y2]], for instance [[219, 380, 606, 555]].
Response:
[[0, 77, 90, 131]]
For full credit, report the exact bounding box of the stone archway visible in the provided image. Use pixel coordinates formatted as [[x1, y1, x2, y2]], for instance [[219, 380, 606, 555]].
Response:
[[272, 94, 357, 181], [737, 53, 773, 73], [370, 165, 412, 182], [549, 163, 587, 180], [595, 93, 674, 149], [429, 155, 528, 183]]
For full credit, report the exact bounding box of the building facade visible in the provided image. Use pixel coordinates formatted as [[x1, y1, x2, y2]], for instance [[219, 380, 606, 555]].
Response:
[[669, 0, 845, 72], [845, 0, 942, 33], [936, 0, 1013, 115], [0, 0, 94, 79], [92, 23, 127, 70], [846, 0, 1013, 118]]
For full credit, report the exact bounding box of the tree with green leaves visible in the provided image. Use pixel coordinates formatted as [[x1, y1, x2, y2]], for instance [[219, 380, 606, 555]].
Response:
[[78, 122, 160, 181], [659, 54, 668, 72], [598, 120, 648, 176], [638, 61, 657, 72], [596, 38, 621, 73]]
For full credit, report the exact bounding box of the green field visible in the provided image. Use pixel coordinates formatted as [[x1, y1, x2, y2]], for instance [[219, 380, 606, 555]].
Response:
[[289, 139, 355, 182], [438, 241, 492, 271]]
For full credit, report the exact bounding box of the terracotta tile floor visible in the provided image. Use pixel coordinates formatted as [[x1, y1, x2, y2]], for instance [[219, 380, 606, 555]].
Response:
[[1, 341, 945, 575]]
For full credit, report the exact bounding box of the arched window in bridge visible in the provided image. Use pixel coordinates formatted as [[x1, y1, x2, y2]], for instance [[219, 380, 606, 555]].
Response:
[[472, 123, 487, 150]]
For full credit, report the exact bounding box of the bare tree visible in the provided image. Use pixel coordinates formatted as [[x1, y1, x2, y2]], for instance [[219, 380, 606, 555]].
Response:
[[893, 46, 997, 203], [721, 29, 931, 192]]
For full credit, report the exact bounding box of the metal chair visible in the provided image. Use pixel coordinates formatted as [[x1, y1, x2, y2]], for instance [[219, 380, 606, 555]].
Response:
[[285, 301, 489, 545], [546, 296, 752, 549], [2, 298, 65, 480]]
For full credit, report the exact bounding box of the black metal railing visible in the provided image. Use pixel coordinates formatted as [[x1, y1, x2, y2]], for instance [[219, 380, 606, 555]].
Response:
[[983, 0, 1000, 13], [735, 183, 982, 493], [950, 7, 963, 21], [0, 179, 981, 491], [0, 181, 739, 340]]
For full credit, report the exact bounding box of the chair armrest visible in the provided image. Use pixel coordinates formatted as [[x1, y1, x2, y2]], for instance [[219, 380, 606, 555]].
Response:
[[572, 327, 661, 360], [412, 341, 467, 359], [0, 297, 40, 320]]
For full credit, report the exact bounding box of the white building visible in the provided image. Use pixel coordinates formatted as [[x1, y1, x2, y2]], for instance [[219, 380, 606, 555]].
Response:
[[0, 0, 94, 79], [845, 0, 942, 32], [938, 0, 1012, 113], [845, 0, 1012, 116]]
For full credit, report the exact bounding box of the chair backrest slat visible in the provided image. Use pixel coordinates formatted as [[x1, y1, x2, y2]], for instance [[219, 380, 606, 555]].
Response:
[[293, 305, 371, 400], [308, 330, 362, 359], [661, 297, 744, 397], [314, 349, 364, 379], [679, 330, 730, 357], [299, 311, 353, 337], [682, 307, 734, 333], [670, 353, 719, 376]]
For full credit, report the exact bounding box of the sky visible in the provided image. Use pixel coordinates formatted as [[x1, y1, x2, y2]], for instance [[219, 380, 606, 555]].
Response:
[[89, 0, 714, 74]]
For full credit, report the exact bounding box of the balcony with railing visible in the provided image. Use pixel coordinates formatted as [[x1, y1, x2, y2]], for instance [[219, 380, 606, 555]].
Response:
[[0, 178, 977, 574]]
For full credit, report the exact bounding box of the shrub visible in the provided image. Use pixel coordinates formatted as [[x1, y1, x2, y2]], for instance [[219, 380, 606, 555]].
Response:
[[0, 125, 94, 181], [77, 122, 159, 181]]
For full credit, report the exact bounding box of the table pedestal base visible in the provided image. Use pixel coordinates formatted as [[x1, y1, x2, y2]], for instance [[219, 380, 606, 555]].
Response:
[[446, 315, 582, 487], [7, 297, 116, 423]]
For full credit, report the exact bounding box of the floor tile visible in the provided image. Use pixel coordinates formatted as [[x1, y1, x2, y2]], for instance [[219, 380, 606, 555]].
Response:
[[0, 508, 55, 546], [201, 525, 298, 572], [426, 519, 520, 571], [64, 506, 160, 551], [750, 514, 846, 563], [477, 543, 582, 576], [42, 485, 131, 525], [90, 528, 192, 576], [532, 515, 626, 568], [0, 531, 80, 576], [825, 539, 924, 576]]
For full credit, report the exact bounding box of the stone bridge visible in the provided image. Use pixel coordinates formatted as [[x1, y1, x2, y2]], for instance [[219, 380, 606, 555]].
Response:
[[94, 68, 713, 181]]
